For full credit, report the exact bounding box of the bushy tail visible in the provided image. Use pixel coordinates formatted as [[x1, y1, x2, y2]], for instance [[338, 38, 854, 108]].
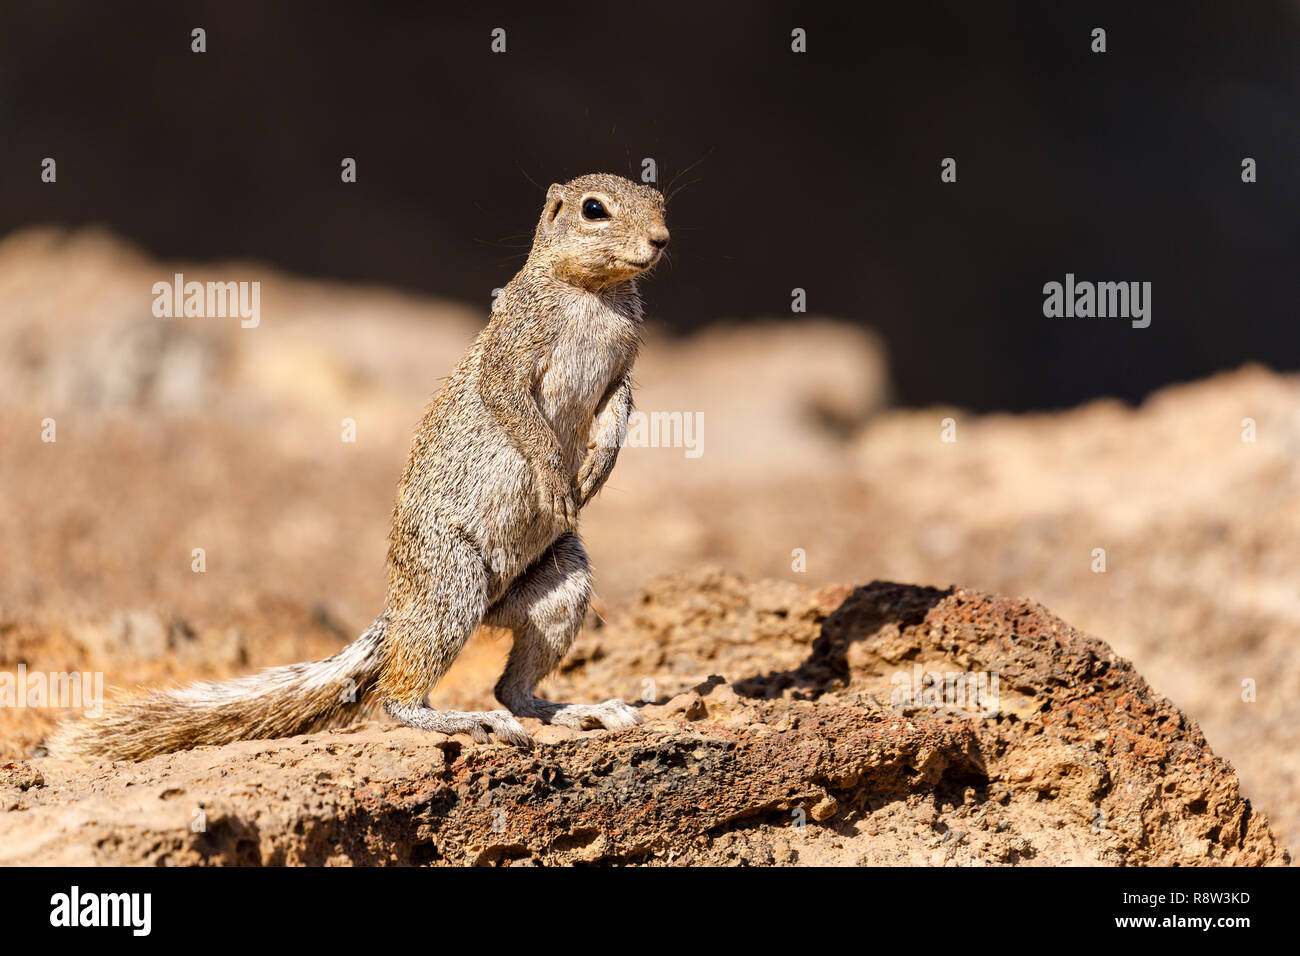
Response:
[[48, 617, 387, 762]]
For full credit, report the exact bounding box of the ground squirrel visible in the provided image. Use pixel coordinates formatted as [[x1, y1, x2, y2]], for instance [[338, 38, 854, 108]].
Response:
[[51, 172, 670, 761]]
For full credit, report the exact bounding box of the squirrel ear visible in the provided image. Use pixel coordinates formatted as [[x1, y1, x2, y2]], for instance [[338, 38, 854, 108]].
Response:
[[543, 184, 565, 230]]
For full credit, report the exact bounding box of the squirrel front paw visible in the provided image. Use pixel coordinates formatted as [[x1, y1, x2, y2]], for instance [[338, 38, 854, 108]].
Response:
[[536, 466, 578, 528], [576, 442, 617, 506]]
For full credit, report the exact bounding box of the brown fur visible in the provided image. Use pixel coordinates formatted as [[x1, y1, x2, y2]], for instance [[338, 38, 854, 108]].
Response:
[[51, 173, 669, 760]]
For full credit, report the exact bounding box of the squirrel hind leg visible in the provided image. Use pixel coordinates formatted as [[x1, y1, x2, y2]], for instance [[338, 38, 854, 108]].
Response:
[[487, 533, 644, 733], [377, 530, 503, 735]]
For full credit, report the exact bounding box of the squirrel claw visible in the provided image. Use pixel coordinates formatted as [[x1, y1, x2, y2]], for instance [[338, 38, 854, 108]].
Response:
[[475, 710, 533, 748]]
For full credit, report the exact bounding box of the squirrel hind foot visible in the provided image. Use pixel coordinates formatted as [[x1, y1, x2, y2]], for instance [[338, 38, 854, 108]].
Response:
[[504, 696, 644, 732], [384, 701, 532, 748]]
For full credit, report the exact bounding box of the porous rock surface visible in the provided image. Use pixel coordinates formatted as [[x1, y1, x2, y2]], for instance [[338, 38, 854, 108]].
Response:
[[0, 571, 1286, 866]]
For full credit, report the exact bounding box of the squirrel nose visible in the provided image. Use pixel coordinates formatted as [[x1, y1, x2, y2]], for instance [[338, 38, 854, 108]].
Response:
[[648, 225, 670, 250]]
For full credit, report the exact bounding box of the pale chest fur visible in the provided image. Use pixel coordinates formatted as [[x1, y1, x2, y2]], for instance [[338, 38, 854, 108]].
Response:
[[536, 285, 641, 472]]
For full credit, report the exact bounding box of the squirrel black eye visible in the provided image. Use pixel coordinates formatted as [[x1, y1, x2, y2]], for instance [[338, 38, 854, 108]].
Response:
[[581, 198, 609, 220]]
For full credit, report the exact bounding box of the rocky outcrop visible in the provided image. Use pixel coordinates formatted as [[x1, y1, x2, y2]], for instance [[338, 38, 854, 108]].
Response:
[[2, 573, 1286, 866]]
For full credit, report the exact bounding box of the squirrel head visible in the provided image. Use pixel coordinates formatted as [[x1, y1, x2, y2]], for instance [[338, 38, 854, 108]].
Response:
[[531, 173, 669, 290]]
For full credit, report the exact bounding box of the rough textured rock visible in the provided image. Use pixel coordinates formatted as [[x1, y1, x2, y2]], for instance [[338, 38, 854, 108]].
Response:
[[3, 573, 1286, 866]]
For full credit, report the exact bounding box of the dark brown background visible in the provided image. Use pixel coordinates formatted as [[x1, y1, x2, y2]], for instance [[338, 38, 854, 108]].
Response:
[[2, 0, 1297, 410]]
